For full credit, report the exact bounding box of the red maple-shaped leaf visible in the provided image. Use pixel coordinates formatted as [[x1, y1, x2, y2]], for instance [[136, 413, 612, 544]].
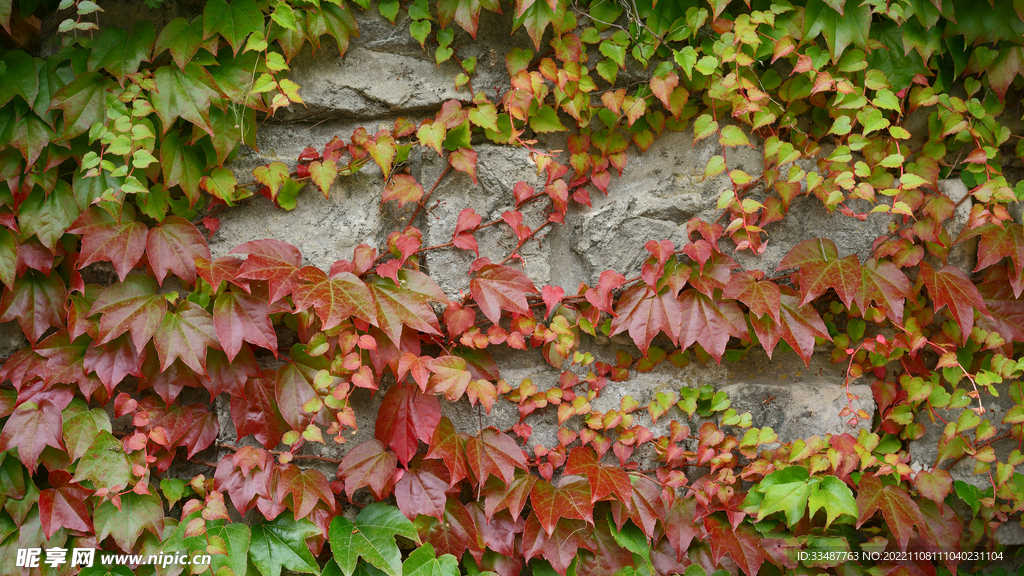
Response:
[[564, 446, 632, 504], [677, 289, 747, 361], [857, 259, 911, 323], [703, 514, 768, 576], [856, 474, 923, 552], [723, 271, 780, 322], [576, 518, 635, 576], [610, 475, 666, 538], [382, 173, 424, 207], [395, 457, 450, 521], [370, 279, 444, 347], [483, 471, 537, 521], [920, 262, 988, 344], [214, 446, 273, 514], [522, 513, 594, 576], [450, 148, 478, 184], [337, 439, 398, 499], [204, 345, 262, 398], [293, 267, 377, 330], [0, 398, 65, 470], [68, 207, 148, 282], [214, 290, 277, 361], [428, 355, 472, 401], [453, 208, 482, 255], [531, 477, 594, 535], [143, 401, 219, 459], [231, 376, 289, 449], [90, 276, 167, 352], [610, 285, 682, 355], [274, 364, 317, 431], [750, 287, 830, 365], [139, 353, 201, 404], [470, 504, 522, 558], [83, 334, 143, 396], [277, 464, 335, 519], [0, 270, 66, 344], [466, 427, 529, 485], [146, 216, 211, 285], [976, 266, 1024, 347], [779, 238, 861, 308], [470, 263, 538, 325], [196, 256, 249, 292], [232, 239, 304, 302], [376, 383, 442, 466], [426, 417, 471, 486], [970, 221, 1024, 277], [39, 471, 92, 539], [664, 497, 703, 561], [153, 301, 219, 373], [422, 498, 484, 561]]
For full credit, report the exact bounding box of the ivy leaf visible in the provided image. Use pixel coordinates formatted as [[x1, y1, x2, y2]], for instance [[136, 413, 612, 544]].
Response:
[[151, 63, 221, 137], [146, 215, 210, 286], [153, 301, 218, 373], [294, 267, 377, 330], [383, 174, 424, 207], [250, 513, 321, 576], [857, 259, 911, 323], [723, 272, 780, 322], [610, 285, 683, 355], [87, 21, 156, 79], [376, 383, 442, 467], [802, 0, 872, 63], [437, 0, 501, 38], [233, 239, 305, 303], [19, 182, 80, 252], [83, 336, 144, 396], [521, 514, 593, 576], [63, 403, 112, 462], [920, 262, 988, 344], [275, 363, 317, 431], [971, 222, 1024, 278], [278, 465, 335, 520], [306, 2, 359, 57], [72, 430, 135, 492], [330, 503, 418, 576], [395, 457, 450, 521], [94, 492, 164, 552], [677, 289, 747, 362], [750, 288, 830, 365], [68, 207, 148, 282], [309, 160, 338, 199], [807, 476, 857, 528], [160, 130, 204, 205], [466, 428, 528, 485], [49, 72, 113, 139], [564, 446, 632, 504], [0, 399, 64, 471], [231, 376, 289, 448], [856, 474, 922, 551], [339, 440, 399, 499], [779, 238, 861, 308], [703, 516, 767, 576], [91, 276, 167, 352], [403, 543, 460, 576], [39, 481, 92, 539], [0, 269, 66, 345], [203, 0, 264, 55], [531, 477, 593, 536], [371, 279, 444, 347], [214, 290, 277, 361], [756, 478, 810, 527], [449, 148, 478, 184], [421, 498, 484, 561], [470, 263, 538, 325], [426, 417, 471, 487], [664, 497, 701, 561], [155, 16, 205, 69]]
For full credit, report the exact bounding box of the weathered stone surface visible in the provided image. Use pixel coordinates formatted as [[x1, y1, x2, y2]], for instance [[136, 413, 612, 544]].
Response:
[[0, 322, 27, 361]]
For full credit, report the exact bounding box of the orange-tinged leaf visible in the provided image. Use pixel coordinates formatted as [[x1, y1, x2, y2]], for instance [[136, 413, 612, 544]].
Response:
[[530, 477, 593, 535], [376, 383, 442, 466], [309, 159, 338, 199], [214, 290, 277, 361], [609, 285, 683, 355], [470, 263, 538, 325], [483, 471, 537, 520], [0, 399, 64, 471], [779, 238, 861, 308], [382, 174, 425, 208], [449, 148, 478, 184], [428, 355, 472, 401], [231, 376, 289, 449], [293, 267, 377, 330], [913, 468, 952, 504], [371, 279, 443, 347], [704, 515, 767, 576], [564, 446, 632, 504], [68, 208, 148, 282], [278, 465, 335, 519], [232, 239, 304, 303], [426, 417, 471, 486], [521, 514, 594, 576], [751, 287, 830, 366], [858, 259, 911, 323], [970, 222, 1024, 278], [677, 289, 747, 362], [90, 275, 167, 352], [723, 271, 780, 322], [466, 428, 528, 485]]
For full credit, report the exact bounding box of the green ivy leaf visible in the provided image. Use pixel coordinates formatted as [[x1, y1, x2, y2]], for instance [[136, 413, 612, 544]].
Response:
[[151, 63, 221, 138], [155, 16, 206, 70], [529, 105, 567, 133], [808, 476, 858, 528], [330, 503, 419, 576], [19, 181, 79, 251], [50, 72, 113, 139], [72, 430, 136, 492], [93, 492, 164, 552], [88, 21, 156, 79], [803, 0, 871, 63], [402, 543, 460, 576], [250, 513, 321, 576], [203, 0, 264, 55]]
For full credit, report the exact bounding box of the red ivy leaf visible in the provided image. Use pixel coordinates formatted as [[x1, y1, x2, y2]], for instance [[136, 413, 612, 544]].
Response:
[[422, 498, 484, 561], [530, 477, 594, 535], [293, 267, 377, 330], [232, 239, 304, 302], [677, 289, 747, 362], [39, 480, 93, 538], [214, 290, 278, 361], [196, 255, 249, 293], [564, 446, 632, 504], [750, 287, 830, 366], [450, 148, 478, 184], [0, 270, 66, 345], [277, 464, 335, 519], [395, 457, 450, 521], [920, 262, 988, 344], [0, 399, 65, 471], [521, 514, 594, 576], [382, 174, 424, 207], [857, 259, 912, 323], [68, 207, 148, 282], [703, 515, 768, 576], [609, 285, 682, 356], [146, 216, 211, 286], [779, 238, 860, 308], [231, 376, 289, 449], [483, 471, 537, 521], [370, 279, 444, 347], [723, 271, 780, 322], [426, 417, 471, 487], [466, 428, 529, 485], [275, 364, 317, 431], [153, 301, 219, 373], [91, 276, 167, 352], [470, 264, 538, 325], [375, 383, 442, 467], [856, 474, 923, 552], [338, 439, 398, 500]]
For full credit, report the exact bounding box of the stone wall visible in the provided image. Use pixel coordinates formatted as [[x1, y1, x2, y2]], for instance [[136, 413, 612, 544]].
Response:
[[37, 0, 1022, 529]]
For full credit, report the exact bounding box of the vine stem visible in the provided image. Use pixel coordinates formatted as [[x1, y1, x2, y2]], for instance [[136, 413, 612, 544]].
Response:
[[406, 163, 451, 228], [501, 220, 553, 264], [216, 442, 345, 464]]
